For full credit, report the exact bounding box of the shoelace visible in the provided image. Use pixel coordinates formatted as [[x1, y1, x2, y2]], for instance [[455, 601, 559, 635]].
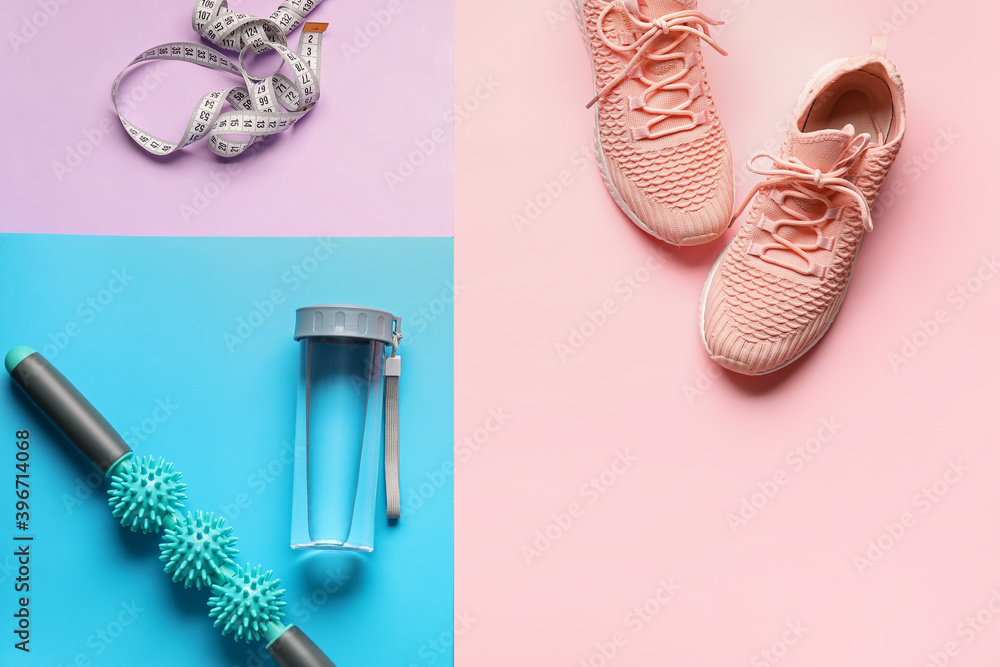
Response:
[[732, 132, 874, 279], [587, 1, 727, 141]]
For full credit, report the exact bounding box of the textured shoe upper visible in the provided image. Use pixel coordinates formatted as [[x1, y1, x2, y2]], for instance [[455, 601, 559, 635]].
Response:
[[581, 0, 734, 241], [703, 38, 905, 374]]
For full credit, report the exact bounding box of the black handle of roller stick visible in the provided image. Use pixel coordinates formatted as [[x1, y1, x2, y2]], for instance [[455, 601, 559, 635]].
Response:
[[6, 347, 132, 474], [268, 626, 337, 667]]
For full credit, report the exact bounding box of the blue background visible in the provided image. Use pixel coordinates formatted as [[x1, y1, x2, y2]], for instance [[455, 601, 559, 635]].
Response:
[[0, 235, 454, 667]]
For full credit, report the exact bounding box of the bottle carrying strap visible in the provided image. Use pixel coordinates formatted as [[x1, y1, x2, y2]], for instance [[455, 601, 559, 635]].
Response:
[[384, 329, 403, 519]]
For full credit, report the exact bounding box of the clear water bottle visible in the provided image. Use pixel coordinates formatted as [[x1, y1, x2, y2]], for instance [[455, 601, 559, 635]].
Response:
[[290, 304, 402, 551]]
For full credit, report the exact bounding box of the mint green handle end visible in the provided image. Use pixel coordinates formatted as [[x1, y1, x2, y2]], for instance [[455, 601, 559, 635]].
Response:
[[5, 346, 36, 374]]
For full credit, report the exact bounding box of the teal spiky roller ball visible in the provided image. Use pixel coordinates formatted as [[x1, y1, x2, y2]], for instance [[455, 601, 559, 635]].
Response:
[[108, 455, 186, 533], [109, 454, 288, 646], [6, 347, 336, 667], [160, 510, 239, 589], [209, 563, 287, 642]]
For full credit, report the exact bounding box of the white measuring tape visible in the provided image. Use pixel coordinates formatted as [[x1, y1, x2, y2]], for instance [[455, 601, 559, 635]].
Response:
[[112, 0, 327, 157]]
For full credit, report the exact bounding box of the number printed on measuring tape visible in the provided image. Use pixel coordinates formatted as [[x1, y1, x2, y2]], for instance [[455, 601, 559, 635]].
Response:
[[111, 0, 329, 158]]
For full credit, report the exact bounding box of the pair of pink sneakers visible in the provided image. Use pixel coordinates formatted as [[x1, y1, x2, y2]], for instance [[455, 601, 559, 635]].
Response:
[[577, 0, 906, 375]]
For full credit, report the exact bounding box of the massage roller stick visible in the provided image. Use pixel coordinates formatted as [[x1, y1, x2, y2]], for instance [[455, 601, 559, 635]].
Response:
[[5, 346, 336, 667]]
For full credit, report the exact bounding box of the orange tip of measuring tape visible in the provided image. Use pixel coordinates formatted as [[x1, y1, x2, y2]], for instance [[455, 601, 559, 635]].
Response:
[[303, 22, 329, 33]]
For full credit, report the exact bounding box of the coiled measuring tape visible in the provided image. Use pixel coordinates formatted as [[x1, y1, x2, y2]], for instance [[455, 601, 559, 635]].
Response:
[[112, 0, 327, 157]]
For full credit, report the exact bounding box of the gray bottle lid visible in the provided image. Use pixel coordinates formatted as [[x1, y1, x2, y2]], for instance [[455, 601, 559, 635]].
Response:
[[294, 304, 401, 345]]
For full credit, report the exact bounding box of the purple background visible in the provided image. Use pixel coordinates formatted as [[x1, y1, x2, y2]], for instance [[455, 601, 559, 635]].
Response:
[[1, 0, 453, 236]]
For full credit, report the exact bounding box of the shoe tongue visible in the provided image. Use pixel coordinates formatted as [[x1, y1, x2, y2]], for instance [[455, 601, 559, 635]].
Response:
[[788, 125, 856, 172], [749, 125, 858, 280], [624, 0, 701, 135]]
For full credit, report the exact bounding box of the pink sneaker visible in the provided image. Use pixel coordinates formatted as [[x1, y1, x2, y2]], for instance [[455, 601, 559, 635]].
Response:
[[700, 35, 906, 375], [576, 0, 733, 246]]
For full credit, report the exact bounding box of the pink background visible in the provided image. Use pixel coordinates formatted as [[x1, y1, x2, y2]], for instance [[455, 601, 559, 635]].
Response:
[[456, 1, 1000, 666], [1, 0, 452, 236]]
